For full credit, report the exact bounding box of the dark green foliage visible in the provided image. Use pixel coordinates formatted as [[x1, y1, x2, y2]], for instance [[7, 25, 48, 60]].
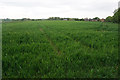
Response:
[[106, 8, 120, 23], [112, 8, 120, 23], [93, 17, 100, 21], [105, 16, 113, 22]]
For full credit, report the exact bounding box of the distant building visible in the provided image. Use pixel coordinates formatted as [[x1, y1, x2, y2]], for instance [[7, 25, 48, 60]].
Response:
[[63, 19, 68, 21], [100, 19, 105, 22], [84, 18, 89, 21], [88, 18, 92, 21], [91, 19, 98, 22]]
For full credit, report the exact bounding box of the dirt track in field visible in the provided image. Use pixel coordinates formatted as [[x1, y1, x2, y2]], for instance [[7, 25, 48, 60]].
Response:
[[40, 27, 61, 55]]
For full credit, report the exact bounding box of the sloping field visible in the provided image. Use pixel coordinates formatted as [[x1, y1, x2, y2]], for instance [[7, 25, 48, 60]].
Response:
[[2, 21, 118, 78]]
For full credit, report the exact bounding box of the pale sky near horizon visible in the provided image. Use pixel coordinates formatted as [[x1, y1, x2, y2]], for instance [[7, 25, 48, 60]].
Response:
[[0, 0, 119, 19]]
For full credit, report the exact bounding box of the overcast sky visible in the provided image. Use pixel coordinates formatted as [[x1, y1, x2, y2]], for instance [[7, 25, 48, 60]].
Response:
[[0, 0, 119, 19]]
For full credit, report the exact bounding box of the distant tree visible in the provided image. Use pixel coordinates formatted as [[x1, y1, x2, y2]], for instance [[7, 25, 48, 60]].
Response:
[[60, 18, 64, 20], [112, 8, 120, 23], [80, 18, 84, 21], [66, 18, 70, 20], [31, 19, 35, 21], [21, 18, 30, 21], [93, 17, 100, 21], [113, 9, 118, 14], [74, 18, 80, 21], [105, 16, 113, 22], [48, 17, 60, 20], [105, 8, 120, 23]]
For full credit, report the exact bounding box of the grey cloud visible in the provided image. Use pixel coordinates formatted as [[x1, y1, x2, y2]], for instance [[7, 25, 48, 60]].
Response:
[[0, 0, 119, 19]]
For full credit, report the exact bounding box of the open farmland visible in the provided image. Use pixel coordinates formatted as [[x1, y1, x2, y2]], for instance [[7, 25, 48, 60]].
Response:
[[2, 21, 118, 78]]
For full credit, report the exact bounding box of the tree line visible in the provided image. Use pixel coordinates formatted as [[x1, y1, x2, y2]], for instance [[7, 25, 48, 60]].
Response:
[[105, 8, 120, 23], [3, 8, 120, 23]]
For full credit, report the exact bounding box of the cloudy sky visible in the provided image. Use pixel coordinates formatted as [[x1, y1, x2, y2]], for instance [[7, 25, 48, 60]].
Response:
[[0, 0, 119, 19]]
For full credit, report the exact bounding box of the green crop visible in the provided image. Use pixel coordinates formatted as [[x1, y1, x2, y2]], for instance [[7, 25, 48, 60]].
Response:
[[2, 21, 118, 78]]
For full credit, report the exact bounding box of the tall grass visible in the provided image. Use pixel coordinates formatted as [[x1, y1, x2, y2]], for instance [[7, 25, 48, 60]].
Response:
[[2, 21, 118, 78]]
